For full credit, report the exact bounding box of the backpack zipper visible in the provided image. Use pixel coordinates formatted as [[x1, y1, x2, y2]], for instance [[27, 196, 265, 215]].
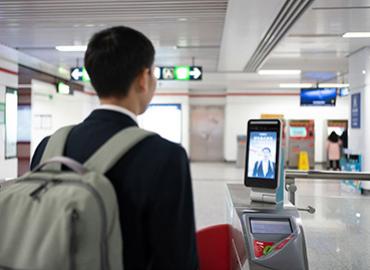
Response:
[[70, 209, 79, 270], [7, 179, 110, 270]]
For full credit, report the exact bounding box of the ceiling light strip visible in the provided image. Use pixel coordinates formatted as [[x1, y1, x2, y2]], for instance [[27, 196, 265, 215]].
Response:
[[258, 69, 301, 75], [343, 32, 370, 38], [279, 83, 314, 88]]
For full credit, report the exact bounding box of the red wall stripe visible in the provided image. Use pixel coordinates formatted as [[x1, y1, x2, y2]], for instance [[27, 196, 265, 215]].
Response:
[[0, 67, 18, 76]]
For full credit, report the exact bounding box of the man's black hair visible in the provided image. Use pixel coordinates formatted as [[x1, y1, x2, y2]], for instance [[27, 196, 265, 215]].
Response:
[[84, 26, 155, 97], [262, 147, 271, 153]]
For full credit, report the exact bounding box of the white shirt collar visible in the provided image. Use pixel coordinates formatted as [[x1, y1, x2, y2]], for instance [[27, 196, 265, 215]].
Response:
[[95, 104, 137, 123]]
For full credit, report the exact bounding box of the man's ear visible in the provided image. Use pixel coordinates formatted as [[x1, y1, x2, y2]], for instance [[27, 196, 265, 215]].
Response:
[[136, 68, 149, 94]]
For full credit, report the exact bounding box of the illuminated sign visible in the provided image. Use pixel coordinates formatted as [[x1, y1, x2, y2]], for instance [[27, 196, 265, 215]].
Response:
[[155, 66, 202, 81], [57, 82, 72, 95], [71, 66, 203, 82], [70, 67, 90, 82]]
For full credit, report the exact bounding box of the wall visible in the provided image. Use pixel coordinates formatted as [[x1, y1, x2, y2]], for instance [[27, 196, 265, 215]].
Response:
[[224, 93, 350, 162], [0, 58, 18, 179], [149, 93, 190, 153], [31, 79, 98, 155]]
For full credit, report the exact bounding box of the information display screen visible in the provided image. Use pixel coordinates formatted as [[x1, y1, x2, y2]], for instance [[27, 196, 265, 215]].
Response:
[[300, 88, 337, 106], [250, 218, 292, 234], [247, 131, 277, 180]]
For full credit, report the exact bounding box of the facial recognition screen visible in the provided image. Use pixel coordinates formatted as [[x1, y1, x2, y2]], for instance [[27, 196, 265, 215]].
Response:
[[247, 131, 277, 180]]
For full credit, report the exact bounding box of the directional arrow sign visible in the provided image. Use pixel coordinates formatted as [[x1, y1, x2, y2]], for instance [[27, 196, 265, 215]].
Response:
[[189, 66, 202, 80], [70, 67, 90, 82], [154, 66, 202, 81]]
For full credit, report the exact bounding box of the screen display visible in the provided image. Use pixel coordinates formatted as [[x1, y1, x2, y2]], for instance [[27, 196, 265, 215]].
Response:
[[247, 131, 277, 180], [250, 219, 292, 234], [5, 88, 18, 159], [289, 127, 307, 138], [138, 103, 182, 144], [300, 88, 337, 106]]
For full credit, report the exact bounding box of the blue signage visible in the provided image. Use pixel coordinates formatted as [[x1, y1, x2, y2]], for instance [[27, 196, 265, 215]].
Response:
[[351, 93, 361, 129]]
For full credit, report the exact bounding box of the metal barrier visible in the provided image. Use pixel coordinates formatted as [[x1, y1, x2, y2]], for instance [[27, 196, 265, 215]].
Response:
[[285, 170, 370, 205]]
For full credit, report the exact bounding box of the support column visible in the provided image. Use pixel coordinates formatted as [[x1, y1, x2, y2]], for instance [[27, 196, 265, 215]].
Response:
[[348, 47, 370, 190]]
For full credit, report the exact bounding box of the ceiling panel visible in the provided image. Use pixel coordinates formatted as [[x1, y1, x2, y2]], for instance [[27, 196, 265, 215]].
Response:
[[0, 0, 228, 71], [263, 0, 370, 82]]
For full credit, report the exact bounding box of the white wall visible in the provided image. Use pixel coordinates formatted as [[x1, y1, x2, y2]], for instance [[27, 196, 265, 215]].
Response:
[[0, 58, 18, 179], [224, 93, 350, 162], [31, 79, 99, 155], [149, 93, 190, 153]]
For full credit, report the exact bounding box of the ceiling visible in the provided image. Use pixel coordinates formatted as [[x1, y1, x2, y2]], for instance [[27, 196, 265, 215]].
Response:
[[263, 0, 370, 82], [1, 0, 370, 89], [0, 0, 227, 71]]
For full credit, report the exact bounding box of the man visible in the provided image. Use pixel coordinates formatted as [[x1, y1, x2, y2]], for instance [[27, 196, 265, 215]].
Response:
[[31, 26, 199, 270], [252, 147, 275, 179]]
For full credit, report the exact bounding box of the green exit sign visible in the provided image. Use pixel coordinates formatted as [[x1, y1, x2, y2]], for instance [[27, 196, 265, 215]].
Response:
[[155, 66, 202, 81]]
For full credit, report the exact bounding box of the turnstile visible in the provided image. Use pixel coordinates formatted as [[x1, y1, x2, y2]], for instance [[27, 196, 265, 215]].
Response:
[[226, 184, 309, 270]]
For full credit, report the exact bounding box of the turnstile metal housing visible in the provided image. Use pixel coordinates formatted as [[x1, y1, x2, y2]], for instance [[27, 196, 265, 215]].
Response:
[[226, 184, 309, 270]]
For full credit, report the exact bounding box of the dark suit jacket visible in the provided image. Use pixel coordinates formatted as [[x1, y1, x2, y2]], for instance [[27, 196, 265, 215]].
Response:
[[31, 109, 199, 270], [252, 160, 275, 179]]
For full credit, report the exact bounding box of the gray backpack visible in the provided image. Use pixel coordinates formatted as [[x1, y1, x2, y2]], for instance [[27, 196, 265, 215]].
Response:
[[0, 126, 153, 270]]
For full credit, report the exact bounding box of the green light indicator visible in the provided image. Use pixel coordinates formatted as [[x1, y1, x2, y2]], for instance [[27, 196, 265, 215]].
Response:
[[57, 82, 70, 95], [175, 66, 190, 80], [82, 67, 90, 82]]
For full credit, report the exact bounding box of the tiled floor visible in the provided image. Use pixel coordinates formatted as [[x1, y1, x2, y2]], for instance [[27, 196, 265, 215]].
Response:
[[191, 162, 370, 270]]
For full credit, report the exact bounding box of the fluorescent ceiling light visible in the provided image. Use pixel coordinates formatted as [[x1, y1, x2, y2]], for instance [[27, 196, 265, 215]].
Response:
[[343, 32, 370, 38], [319, 83, 349, 88], [258, 69, 301, 75], [279, 83, 314, 88], [55, 45, 87, 52]]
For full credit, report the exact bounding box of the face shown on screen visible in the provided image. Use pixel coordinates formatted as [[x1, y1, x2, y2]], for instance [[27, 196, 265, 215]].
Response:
[[262, 147, 271, 161], [247, 132, 277, 180]]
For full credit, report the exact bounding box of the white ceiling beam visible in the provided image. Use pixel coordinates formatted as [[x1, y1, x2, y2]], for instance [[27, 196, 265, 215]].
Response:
[[217, 0, 285, 72]]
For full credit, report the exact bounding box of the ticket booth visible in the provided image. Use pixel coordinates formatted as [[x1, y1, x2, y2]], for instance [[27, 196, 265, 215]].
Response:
[[287, 120, 315, 169]]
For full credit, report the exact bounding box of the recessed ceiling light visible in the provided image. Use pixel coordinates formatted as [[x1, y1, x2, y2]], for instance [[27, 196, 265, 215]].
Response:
[[343, 32, 370, 38], [178, 18, 188, 21], [279, 83, 314, 88], [55, 45, 87, 52], [85, 24, 95, 27], [258, 69, 301, 75], [319, 83, 349, 88]]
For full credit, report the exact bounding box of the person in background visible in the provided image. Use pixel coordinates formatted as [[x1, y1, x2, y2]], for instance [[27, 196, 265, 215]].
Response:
[[327, 131, 341, 170], [340, 129, 348, 157]]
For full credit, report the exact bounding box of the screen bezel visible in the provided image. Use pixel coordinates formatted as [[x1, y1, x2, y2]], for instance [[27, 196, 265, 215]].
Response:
[[244, 119, 281, 189]]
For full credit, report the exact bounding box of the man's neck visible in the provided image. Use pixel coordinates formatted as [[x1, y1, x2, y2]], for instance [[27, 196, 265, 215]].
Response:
[[100, 97, 139, 116]]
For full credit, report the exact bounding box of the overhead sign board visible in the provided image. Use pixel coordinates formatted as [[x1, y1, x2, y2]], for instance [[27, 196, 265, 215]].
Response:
[[70, 67, 90, 82], [155, 66, 202, 81], [70, 65, 202, 82]]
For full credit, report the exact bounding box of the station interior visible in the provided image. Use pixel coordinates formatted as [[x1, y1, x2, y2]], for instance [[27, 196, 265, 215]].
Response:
[[1, 0, 370, 269]]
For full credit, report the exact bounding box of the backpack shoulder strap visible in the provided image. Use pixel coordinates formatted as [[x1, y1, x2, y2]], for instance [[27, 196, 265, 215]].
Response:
[[84, 127, 155, 174], [40, 125, 75, 171]]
